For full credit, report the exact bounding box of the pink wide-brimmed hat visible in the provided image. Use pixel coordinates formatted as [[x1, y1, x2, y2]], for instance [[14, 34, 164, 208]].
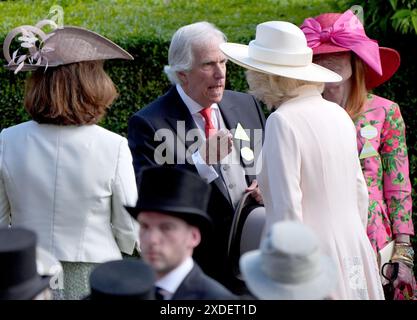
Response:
[[300, 10, 400, 90]]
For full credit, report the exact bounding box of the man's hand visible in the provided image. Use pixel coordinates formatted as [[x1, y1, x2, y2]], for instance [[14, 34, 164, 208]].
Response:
[[199, 129, 233, 164], [245, 179, 263, 205]]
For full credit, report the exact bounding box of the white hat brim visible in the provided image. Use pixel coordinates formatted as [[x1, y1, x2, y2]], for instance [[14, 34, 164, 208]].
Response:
[[240, 250, 338, 300], [221, 43, 342, 83]]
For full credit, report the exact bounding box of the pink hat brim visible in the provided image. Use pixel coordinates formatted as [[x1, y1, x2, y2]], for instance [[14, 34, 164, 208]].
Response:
[[313, 45, 400, 90], [365, 47, 400, 90], [307, 11, 400, 90]]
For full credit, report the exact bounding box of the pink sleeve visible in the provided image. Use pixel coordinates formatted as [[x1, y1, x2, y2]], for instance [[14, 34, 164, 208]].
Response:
[[380, 103, 414, 236]]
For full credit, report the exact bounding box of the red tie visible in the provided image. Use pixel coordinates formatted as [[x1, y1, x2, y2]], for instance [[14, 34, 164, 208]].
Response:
[[199, 107, 217, 138]]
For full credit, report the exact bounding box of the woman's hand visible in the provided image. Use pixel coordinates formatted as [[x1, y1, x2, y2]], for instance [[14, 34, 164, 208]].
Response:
[[384, 261, 416, 299], [393, 262, 416, 299], [393, 261, 415, 288]]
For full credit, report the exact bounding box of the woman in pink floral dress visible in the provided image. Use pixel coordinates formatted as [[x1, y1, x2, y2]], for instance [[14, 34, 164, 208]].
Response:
[[301, 10, 416, 299]]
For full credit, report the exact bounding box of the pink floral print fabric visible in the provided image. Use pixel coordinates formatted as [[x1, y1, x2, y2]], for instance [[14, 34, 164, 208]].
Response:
[[355, 94, 414, 253]]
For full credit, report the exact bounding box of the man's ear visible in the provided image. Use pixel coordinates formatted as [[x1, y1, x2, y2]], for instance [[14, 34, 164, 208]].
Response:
[[177, 71, 188, 86], [189, 226, 201, 249]]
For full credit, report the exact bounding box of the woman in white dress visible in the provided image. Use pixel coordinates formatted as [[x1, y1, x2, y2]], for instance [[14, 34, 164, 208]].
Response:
[[220, 21, 385, 299]]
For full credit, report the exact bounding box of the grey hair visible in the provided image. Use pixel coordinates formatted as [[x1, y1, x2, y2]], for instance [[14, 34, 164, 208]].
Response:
[[245, 70, 324, 110], [164, 21, 227, 85]]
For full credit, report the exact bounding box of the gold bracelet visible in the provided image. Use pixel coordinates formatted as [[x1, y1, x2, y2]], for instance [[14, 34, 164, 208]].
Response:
[[395, 242, 413, 247], [392, 254, 413, 262], [393, 244, 413, 255], [392, 252, 414, 263], [391, 258, 414, 268], [391, 254, 414, 267]]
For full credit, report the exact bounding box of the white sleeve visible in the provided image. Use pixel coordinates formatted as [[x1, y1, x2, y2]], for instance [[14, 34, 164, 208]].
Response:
[[260, 113, 303, 230], [356, 158, 369, 229], [191, 150, 219, 183], [0, 130, 11, 227], [111, 138, 140, 254]]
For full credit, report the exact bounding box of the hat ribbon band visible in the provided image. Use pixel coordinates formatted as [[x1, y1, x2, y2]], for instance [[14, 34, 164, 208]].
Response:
[[301, 9, 383, 75], [248, 40, 312, 67]]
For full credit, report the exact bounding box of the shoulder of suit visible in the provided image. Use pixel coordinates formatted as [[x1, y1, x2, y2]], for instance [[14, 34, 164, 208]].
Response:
[[1, 120, 34, 135], [190, 265, 236, 299], [1, 121, 126, 147], [93, 125, 126, 141], [221, 90, 259, 112], [223, 89, 254, 100], [134, 88, 175, 119]]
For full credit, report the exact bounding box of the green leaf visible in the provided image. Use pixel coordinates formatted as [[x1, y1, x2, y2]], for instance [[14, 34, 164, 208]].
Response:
[[392, 9, 412, 19], [411, 10, 417, 34], [389, 0, 398, 10], [393, 172, 405, 184]]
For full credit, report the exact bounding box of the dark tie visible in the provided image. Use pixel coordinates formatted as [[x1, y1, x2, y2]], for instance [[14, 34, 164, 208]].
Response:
[[199, 107, 217, 138], [155, 286, 165, 300]]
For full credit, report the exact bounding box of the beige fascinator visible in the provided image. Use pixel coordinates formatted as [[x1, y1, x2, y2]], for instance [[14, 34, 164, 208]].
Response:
[[3, 19, 133, 74]]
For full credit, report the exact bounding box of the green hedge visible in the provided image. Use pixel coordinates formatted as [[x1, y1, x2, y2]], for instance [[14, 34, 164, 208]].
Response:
[[2, 1, 417, 253], [0, 0, 338, 134]]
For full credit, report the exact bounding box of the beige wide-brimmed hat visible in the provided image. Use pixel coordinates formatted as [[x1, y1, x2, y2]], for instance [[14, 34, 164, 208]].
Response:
[[240, 220, 338, 300], [3, 19, 133, 73], [220, 21, 342, 83]]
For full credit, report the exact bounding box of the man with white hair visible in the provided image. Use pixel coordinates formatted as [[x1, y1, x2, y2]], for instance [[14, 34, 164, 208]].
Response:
[[128, 21, 265, 293]]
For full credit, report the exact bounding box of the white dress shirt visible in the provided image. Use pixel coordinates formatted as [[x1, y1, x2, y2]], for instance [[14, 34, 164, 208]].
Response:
[[176, 84, 220, 183], [155, 256, 194, 300]]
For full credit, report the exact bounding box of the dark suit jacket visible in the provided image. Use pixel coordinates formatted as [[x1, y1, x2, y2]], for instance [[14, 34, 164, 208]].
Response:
[[128, 86, 265, 290], [172, 263, 237, 300]]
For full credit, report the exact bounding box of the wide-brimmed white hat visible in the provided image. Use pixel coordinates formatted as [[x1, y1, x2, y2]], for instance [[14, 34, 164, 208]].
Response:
[[220, 21, 342, 83], [240, 220, 338, 300]]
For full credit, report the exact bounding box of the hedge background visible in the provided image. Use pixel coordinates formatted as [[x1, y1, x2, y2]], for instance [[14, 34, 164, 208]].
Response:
[[0, 0, 339, 134], [1, 0, 417, 266]]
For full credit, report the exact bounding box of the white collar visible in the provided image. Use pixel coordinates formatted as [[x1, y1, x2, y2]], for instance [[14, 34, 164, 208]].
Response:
[[155, 256, 194, 296], [176, 84, 219, 115]]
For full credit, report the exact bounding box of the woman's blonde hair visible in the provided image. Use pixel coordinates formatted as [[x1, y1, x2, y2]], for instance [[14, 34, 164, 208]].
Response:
[[246, 70, 324, 110], [344, 54, 368, 121], [24, 60, 118, 125]]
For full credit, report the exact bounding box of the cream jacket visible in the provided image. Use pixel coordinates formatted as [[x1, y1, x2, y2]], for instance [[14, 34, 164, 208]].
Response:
[[258, 85, 384, 299], [0, 121, 139, 263]]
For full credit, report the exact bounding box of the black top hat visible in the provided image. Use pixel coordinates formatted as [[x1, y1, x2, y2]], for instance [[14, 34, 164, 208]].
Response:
[[0, 228, 51, 300], [88, 259, 156, 300], [125, 167, 212, 231]]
